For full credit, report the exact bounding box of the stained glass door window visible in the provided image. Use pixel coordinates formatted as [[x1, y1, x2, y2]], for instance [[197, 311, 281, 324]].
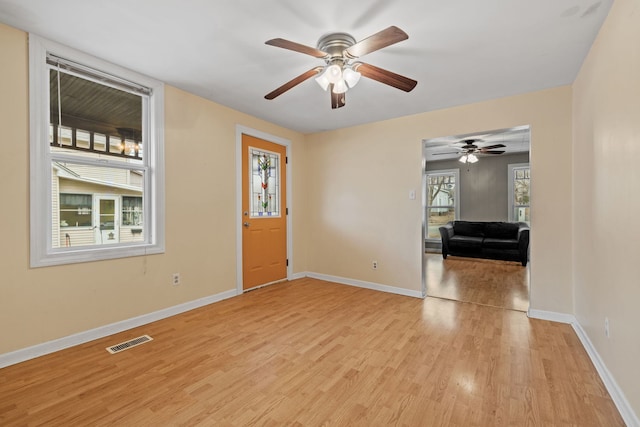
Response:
[[249, 147, 280, 217]]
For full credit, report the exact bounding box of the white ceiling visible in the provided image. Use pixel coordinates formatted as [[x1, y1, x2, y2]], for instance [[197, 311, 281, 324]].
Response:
[[424, 125, 530, 162], [0, 0, 612, 134]]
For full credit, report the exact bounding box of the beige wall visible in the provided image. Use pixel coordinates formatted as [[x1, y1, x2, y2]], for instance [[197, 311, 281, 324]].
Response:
[[427, 152, 530, 222], [572, 0, 640, 413], [0, 23, 307, 354], [305, 87, 573, 312], [1, 21, 573, 358]]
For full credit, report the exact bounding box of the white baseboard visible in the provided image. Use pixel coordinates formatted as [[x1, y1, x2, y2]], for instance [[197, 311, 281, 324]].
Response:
[[289, 272, 307, 280], [527, 308, 576, 324], [305, 271, 423, 299], [528, 309, 639, 427], [0, 288, 238, 369], [571, 321, 640, 427]]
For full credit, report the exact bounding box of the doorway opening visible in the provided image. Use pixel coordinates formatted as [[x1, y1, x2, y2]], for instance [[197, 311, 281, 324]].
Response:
[[421, 125, 531, 311]]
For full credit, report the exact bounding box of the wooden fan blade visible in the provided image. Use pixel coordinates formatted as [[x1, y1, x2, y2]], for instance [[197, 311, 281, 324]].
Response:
[[330, 85, 346, 109], [433, 152, 461, 155], [344, 26, 408, 59], [265, 38, 328, 58], [480, 144, 506, 150], [353, 62, 417, 92], [482, 151, 506, 155], [265, 67, 324, 100]]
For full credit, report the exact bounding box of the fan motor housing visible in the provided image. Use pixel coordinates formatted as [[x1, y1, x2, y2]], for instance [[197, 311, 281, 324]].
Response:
[[317, 32, 356, 63]]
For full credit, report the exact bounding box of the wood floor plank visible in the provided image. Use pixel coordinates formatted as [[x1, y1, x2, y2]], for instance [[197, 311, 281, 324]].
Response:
[[0, 278, 625, 426], [426, 253, 530, 311]]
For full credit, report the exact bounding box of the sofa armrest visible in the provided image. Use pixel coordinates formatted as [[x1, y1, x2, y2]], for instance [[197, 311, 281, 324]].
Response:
[[517, 223, 530, 266], [439, 223, 454, 259]]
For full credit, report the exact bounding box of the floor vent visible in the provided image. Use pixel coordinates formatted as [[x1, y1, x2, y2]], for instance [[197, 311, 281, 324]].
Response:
[[106, 335, 153, 354]]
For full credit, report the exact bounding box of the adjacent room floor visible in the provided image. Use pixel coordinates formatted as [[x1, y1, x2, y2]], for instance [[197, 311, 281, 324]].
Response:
[[425, 252, 530, 312], [0, 278, 622, 426]]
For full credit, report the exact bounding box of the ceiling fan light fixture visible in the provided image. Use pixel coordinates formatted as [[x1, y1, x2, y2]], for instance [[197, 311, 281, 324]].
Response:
[[343, 67, 361, 88], [332, 79, 348, 94], [467, 153, 479, 163], [325, 64, 343, 84], [459, 154, 468, 163], [315, 73, 330, 91]]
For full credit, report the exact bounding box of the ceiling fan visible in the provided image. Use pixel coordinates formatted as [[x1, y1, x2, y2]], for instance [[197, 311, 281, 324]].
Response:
[[264, 26, 418, 109], [433, 139, 506, 163]]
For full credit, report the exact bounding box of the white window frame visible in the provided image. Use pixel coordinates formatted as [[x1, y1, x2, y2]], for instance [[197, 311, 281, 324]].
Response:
[[425, 168, 460, 241], [508, 163, 530, 223], [29, 34, 165, 267]]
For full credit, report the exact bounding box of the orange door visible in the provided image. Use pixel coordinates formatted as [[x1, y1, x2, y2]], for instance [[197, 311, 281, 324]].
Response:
[[242, 134, 287, 290]]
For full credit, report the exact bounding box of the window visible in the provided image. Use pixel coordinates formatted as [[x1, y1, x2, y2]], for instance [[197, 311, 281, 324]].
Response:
[[426, 169, 459, 239], [122, 196, 143, 226], [59, 194, 92, 227], [508, 163, 530, 224], [29, 35, 165, 267]]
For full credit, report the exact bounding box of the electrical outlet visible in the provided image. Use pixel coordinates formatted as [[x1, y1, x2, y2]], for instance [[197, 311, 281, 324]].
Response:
[[372, 261, 378, 270], [604, 317, 609, 338], [172, 273, 181, 286]]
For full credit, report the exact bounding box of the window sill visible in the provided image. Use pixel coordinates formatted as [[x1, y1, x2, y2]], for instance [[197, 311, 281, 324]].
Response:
[[31, 243, 164, 268]]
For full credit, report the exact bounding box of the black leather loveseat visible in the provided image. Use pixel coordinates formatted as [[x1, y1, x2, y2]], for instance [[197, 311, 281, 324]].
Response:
[[439, 221, 530, 266]]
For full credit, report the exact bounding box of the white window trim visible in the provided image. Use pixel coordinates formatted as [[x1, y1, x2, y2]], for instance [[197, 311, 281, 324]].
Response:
[[29, 34, 165, 267], [425, 168, 460, 241], [508, 163, 530, 222]]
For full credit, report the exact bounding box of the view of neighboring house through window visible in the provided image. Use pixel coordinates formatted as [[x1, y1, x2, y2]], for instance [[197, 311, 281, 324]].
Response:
[[508, 163, 530, 224], [426, 169, 459, 239], [49, 67, 146, 248], [29, 35, 165, 266]]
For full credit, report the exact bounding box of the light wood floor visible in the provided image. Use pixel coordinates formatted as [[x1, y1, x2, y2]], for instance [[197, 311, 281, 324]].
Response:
[[425, 253, 530, 312], [0, 278, 623, 426]]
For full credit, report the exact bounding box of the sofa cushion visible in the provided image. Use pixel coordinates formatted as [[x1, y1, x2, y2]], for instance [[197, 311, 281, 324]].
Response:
[[482, 237, 519, 250], [449, 235, 484, 251], [452, 221, 485, 237], [484, 222, 519, 239]]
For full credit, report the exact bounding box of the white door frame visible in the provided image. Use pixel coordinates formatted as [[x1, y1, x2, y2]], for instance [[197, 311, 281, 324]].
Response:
[[235, 125, 293, 294]]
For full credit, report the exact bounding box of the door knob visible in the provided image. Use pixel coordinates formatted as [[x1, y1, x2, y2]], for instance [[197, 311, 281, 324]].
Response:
[[243, 222, 250, 227]]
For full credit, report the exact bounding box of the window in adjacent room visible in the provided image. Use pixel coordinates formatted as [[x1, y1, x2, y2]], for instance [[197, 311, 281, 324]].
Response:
[[426, 169, 459, 240], [29, 34, 165, 267], [508, 163, 530, 224]]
